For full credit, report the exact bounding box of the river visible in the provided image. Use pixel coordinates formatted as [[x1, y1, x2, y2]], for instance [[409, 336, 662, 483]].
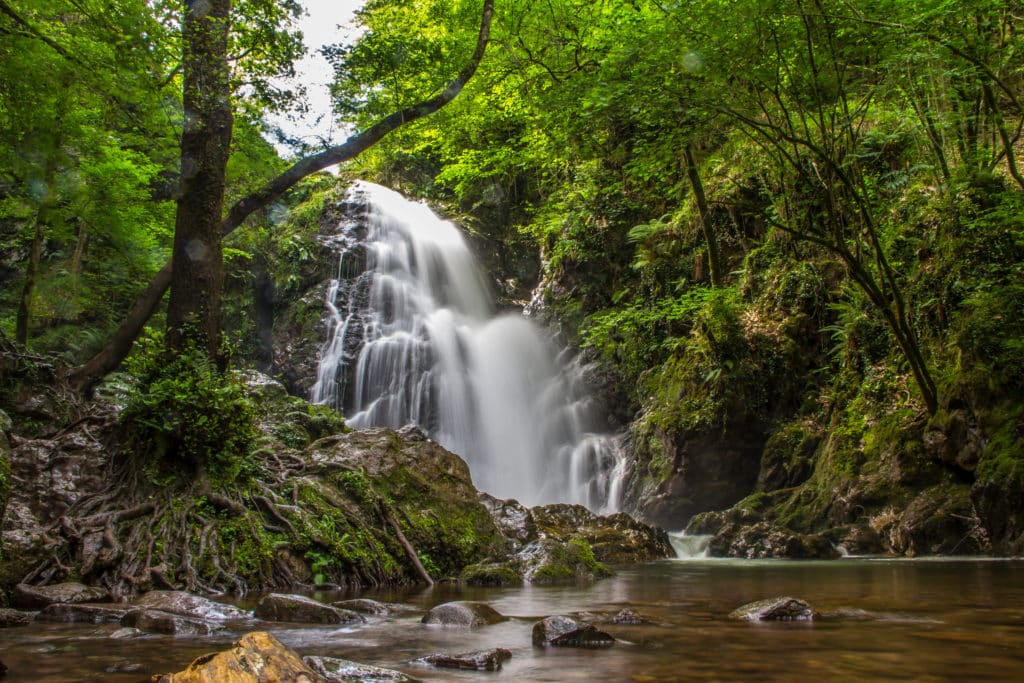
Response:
[[2, 557, 1022, 681]]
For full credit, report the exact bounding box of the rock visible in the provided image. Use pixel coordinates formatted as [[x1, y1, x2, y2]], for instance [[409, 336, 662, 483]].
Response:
[[888, 485, 986, 556], [36, 603, 127, 623], [924, 409, 984, 474], [478, 493, 537, 550], [255, 593, 364, 624], [105, 660, 143, 674], [110, 627, 143, 639], [612, 608, 647, 625], [420, 648, 512, 671], [304, 655, 417, 682], [529, 504, 673, 564], [121, 609, 219, 636], [154, 631, 321, 682], [707, 522, 839, 559], [832, 524, 884, 556], [2, 422, 111, 566], [0, 658, 6, 676], [331, 598, 392, 615], [12, 582, 110, 609], [516, 538, 613, 583], [0, 608, 32, 627], [532, 616, 615, 648], [420, 601, 506, 628], [729, 597, 817, 622], [459, 561, 522, 586], [134, 590, 251, 622], [305, 427, 506, 578]]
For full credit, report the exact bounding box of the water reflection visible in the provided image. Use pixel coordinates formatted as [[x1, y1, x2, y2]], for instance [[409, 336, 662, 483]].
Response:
[[1, 558, 1022, 681]]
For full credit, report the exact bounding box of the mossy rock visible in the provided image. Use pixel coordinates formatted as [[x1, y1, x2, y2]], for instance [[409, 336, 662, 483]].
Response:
[[518, 537, 613, 584], [460, 562, 522, 587]]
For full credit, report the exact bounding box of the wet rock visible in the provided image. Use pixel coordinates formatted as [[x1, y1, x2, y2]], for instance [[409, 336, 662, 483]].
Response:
[[134, 590, 251, 622], [331, 598, 393, 615], [109, 627, 142, 639], [255, 593, 364, 624], [305, 655, 417, 682], [459, 561, 522, 586], [105, 660, 143, 674], [530, 504, 673, 563], [532, 615, 615, 648], [478, 493, 537, 550], [707, 522, 839, 559], [0, 608, 32, 627], [516, 538, 613, 584], [612, 608, 647, 625], [36, 603, 127, 623], [121, 609, 219, 636], [420, 648, 512, 671], [12, 582, 110, 609], [729, 597, 817, 622], [420, 601, 506, 628], [154, 631, 320, 682]]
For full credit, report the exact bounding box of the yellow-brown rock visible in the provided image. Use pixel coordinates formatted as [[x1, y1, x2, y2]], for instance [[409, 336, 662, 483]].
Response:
[[153, 631, 322, 683]]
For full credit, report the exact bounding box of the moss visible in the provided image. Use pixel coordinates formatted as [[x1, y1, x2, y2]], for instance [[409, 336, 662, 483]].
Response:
[[974, 401, 1024, 487], [530, 537, 613, 584], [460, 561, 523, 586]]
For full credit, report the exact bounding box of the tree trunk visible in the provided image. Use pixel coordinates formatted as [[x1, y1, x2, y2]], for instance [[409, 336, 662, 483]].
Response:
[[69, 0, 495, 392], [15, 216, 46, 347], [684, 145, 723, 287], [164, 0, 234, 360]]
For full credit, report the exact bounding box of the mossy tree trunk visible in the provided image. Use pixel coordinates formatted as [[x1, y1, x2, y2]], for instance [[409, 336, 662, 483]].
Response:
[[164, 0, 233, 360]]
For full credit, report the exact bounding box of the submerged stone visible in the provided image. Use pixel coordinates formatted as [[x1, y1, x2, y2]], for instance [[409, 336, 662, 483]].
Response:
[[729, 597, 817, 622], [420, 648, 512, 671], [532, 615, 616, 648], [255, 593, 364, 624], [420, 601, 506, 628], [304, 655, 418, 682]]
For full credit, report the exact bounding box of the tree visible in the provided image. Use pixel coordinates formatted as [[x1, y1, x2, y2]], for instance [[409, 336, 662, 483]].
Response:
[[69, 0, 495, 390]]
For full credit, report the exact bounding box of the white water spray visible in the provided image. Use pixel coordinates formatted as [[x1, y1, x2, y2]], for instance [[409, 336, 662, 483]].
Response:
[[312, 181, 624, 509]]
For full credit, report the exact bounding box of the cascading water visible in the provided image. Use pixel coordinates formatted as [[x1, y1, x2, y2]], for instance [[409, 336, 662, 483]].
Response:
[[312, 181, 625, 510]]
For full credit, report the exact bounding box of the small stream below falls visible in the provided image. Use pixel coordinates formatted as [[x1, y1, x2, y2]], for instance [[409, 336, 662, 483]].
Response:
[[1, 558, 1022, 681], [311, 181, 624, 510]]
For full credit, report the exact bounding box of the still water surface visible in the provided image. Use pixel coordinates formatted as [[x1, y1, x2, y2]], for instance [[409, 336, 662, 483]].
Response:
[[1, 558, 1022, 682]]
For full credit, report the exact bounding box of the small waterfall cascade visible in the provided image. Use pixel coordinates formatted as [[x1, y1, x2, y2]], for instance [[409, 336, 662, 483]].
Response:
[[312, 181, 624, 510]]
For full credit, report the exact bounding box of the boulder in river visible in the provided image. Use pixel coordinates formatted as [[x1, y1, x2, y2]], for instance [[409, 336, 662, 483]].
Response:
[[729, 597, 817, 622], [330, 598, 393, 615], [0, 607, 32, 627], [517, 538, 613, 584], [12, 582, 109, 609], [154, 631, 320, 682], [255, 593, 364, 624], [134, 590, 251, 621], [420, 601, 506, 628], [305, 655, 418, 682], [532, 615, 616, 648], [121, 608, 220, 635], [420, 648, 512, 671], [36, 603, 127, 623]]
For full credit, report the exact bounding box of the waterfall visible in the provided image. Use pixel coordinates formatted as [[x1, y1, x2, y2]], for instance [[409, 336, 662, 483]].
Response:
[[312, 181, 624, 510]]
